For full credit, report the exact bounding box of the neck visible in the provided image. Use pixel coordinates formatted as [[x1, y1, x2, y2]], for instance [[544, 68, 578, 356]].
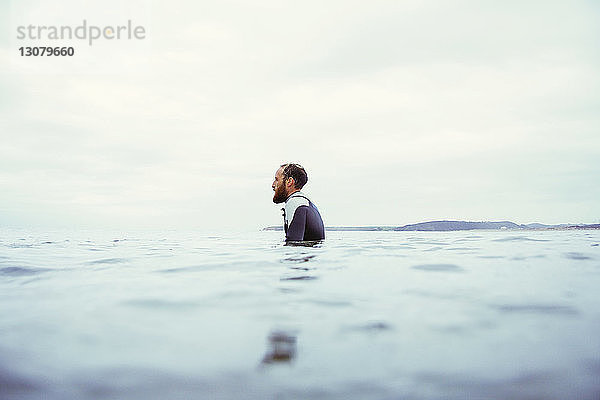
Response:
[[286, 189, 301, 200]]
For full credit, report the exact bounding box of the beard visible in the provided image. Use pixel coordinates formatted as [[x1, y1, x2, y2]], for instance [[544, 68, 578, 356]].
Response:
[[273, 185, 288, 204]]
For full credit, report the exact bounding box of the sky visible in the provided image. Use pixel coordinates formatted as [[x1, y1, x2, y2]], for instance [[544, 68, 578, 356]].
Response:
[[1, 0, 599, 230]]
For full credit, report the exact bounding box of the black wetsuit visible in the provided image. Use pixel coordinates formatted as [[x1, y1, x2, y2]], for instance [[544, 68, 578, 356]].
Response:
[[282, 191, 325, 242]]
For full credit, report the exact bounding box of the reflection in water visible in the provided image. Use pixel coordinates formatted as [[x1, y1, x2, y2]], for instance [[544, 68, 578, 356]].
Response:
[[289, 265, 313, 271], [281, 254, 316, 263], [284, 240, 323, 247], [261, 331, 297, 365], [281, 251, 318, 278]]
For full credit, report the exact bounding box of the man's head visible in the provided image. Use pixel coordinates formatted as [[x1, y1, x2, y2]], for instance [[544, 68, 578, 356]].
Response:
[[272, 163, 308, 204]]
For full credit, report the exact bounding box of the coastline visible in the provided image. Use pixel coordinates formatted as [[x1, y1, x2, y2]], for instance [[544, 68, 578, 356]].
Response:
[[263, 221, 600, 232]]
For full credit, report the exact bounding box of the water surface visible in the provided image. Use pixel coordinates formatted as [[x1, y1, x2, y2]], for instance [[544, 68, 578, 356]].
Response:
[[1, 229, 599, 399]]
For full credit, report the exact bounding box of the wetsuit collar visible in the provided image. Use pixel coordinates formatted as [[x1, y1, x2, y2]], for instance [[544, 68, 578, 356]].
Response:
[[284, 190, 304, 203]]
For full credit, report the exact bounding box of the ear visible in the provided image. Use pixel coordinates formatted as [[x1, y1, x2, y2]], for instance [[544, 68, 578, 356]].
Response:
[[285, 177, 295, 188]]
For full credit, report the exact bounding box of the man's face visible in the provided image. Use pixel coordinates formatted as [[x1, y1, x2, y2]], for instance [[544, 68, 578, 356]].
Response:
[[272, 167, 290, 204]]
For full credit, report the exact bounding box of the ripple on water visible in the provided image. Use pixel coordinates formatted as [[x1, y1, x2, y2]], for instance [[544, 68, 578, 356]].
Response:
[[412, 370, 565, 399], [88, 258, 129, 265], [280, 276, 318, 281], [0, 266, 51, 276], [404, 289, 461, 300], [278, 287, 300, 293], [564, 252, 592, 260], [424, 246, 444, 252], [347, 321, 393, 332], [511, 255, 546, 261], [491, 304, 579, 316], [493, 236, 549, 242], [7, 243, 34, 248], [307, 299, 352, 307], [281, 255, 316, 263], [289, 266, 314, 271], [158, 263, 243, 273], [121, 299, 199, 310], [412, 264, 464, 272]]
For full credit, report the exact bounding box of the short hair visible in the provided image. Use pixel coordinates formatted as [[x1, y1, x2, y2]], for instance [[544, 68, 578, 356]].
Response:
[[281, 163, 308, 189]]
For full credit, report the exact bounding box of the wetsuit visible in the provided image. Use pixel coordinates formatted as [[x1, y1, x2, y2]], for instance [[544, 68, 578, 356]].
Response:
[[282, 191, 325, 242]]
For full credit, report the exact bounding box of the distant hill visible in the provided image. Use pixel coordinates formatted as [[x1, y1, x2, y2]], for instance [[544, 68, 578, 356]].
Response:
[[564, 224, 600, 230], [523, 223, 557, 229], [263, 220, 598, 232], [262, 226, 395, 231], [394, 220, 521, 231]]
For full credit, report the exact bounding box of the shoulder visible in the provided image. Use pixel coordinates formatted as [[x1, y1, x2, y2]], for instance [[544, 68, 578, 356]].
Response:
[[285, 194, 309, 215]]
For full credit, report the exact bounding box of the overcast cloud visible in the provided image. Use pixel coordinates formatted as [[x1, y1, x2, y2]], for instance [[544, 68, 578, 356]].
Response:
[[1, 0, 599, 230]]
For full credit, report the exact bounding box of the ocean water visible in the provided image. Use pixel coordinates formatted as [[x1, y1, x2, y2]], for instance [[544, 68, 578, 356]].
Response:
[[1, 228, 599, 400]]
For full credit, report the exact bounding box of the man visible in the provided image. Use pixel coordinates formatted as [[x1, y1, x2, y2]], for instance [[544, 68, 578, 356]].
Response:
[[272, 163, 325, 242]]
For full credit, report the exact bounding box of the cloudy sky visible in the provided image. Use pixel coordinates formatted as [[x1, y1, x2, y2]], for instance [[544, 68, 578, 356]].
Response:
[[1, 0, 599, 230]]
